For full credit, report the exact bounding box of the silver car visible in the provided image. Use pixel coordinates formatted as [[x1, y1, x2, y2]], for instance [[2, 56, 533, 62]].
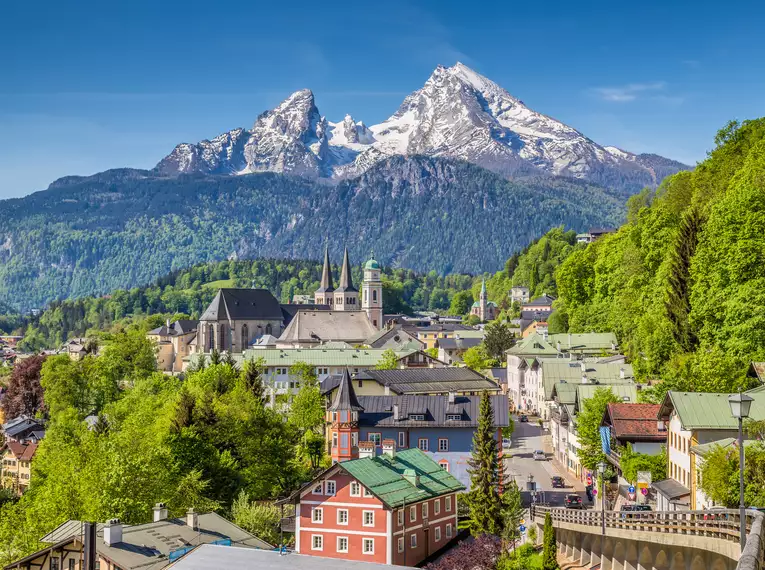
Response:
[[533, 450, 546, 461]]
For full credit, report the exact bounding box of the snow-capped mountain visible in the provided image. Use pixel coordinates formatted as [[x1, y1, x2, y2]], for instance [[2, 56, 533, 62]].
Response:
[[155, 63, 688, 191]]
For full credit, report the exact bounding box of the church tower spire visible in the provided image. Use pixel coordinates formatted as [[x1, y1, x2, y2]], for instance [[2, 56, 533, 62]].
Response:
[[314, 246, 335, 306], [334, 247, 358, 311], [479, 277, 488, 321], [362, 252, 383, 329], [328, 368, 364, 462]]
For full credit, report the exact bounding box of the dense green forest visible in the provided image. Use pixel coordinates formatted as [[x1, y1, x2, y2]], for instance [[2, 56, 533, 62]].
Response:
[[0, 156, 626, 310], [554, 119, 765, 400]]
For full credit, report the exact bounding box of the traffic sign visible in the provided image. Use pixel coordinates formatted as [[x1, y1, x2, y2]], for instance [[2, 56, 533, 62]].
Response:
[[520, 519, 526, 525], [592, 489, 598, 496], [519, 525, 527, 533], [628, 485, 635, 493]]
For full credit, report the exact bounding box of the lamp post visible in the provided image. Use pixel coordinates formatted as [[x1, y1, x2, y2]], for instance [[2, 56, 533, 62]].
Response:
[[597, 462, 607, 537], [728, 391, 753, 550]]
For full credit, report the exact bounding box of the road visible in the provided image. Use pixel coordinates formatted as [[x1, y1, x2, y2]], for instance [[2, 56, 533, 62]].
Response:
[[503, 416, 590, 508]]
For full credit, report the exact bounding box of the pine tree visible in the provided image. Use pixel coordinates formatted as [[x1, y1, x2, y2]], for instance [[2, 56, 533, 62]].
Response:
[[466, 390, 501, 535], [222, 350, 238, 370], [542, 512, 559, 570], [209, 348, 221, 366], [665, 205, 702, 351], [500, 479, 525, 547], [243, 358, 267, 403]]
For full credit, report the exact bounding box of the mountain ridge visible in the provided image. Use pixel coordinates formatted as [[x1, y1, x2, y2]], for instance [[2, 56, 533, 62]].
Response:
[[155, 63, 690, 194]]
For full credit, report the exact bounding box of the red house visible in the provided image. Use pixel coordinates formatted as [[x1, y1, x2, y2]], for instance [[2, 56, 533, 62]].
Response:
[[287, 446, 465, 566]]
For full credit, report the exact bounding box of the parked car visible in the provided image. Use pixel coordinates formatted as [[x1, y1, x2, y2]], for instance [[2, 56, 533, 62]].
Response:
[[533, 449, 546, 461], [620, 504, 652, 518], [551, 476, 565, 488], [565, 494, 584, 509], [502, 437, 512, 449], [519, 415, 528, 423]]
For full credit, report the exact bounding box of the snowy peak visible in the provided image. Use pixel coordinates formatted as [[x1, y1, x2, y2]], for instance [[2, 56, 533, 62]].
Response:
[[155, 63, 689, 192]]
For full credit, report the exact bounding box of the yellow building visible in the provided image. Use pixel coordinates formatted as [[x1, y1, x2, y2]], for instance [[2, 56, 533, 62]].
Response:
[[1, 441, 37, 495], [147, 320, 198, 373]]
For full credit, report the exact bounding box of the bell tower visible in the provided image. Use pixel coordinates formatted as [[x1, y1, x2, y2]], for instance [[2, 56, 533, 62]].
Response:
[[361, 252, 383, 329], [334, 247, 358, 311], [314, 246, 334, 306], [328, 368, 364, 463]]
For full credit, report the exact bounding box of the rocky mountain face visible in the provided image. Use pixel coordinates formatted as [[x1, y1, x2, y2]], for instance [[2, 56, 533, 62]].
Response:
[[155, 63, 689, 193]]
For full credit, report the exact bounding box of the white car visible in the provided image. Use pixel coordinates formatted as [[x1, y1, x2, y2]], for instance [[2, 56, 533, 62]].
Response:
[[502, 437, 512, 449], [533, 450, 546, 461]]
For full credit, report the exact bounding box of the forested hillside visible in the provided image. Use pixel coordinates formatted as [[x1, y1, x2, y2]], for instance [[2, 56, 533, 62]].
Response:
[[554, 119, 765, 400], [0, 157, 626, 310]]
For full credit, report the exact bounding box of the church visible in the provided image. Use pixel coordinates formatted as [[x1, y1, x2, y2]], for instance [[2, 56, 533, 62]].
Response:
[[194, 248, 383, 355]]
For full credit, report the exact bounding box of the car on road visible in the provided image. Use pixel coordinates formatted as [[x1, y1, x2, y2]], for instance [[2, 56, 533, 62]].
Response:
[[532, 449, 546, 461], [502, 437, 512, 449], [565, 494, 584, 509], [551, 476, 566, 488], [621, 504, 652, 518], [519, 415, 528, 423]]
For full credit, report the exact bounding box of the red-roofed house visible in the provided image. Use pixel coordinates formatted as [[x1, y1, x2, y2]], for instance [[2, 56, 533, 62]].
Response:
[[1, 441, 38, 494], [601, 403, 666, 474]]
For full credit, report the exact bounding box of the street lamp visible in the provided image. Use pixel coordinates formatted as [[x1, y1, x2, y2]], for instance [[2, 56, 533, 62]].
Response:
[[597, 462, 607, 535], [728, 391, 753, 549]]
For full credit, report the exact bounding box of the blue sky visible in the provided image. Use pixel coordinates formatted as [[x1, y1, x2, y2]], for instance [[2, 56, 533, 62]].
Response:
[[1, 0, 763, 198]]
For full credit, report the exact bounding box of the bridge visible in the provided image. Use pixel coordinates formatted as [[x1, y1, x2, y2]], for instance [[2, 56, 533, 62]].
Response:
[[530, 507, 765, 570]]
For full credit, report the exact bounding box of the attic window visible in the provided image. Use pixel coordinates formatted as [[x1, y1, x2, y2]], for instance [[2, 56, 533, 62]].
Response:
[[446, 414, 462, 421], [409, 414, 426, 421], [622, 396, 631, 402]]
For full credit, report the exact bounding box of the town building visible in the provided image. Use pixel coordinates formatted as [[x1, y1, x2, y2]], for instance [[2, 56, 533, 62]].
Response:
[[147, 320, 197, 373], [0, 441, 37, 494], [510, 286, 530, 305], [411, 324, 476, 350], [277, 311, 380, 348], [285, 447, 464, 566], [4, 509, 272, 570], [2, 416, 45, 443], [522, 294, 556, 312], [435, 334, 482, 365], [470, 279, 497, 321], [361, 254, 383, 329], [366, 326, 423, 351], [601, 403, 666, 480], [654, 390, 765, 511], [325, 370, 509, 488], [575, 228, 616, 244]]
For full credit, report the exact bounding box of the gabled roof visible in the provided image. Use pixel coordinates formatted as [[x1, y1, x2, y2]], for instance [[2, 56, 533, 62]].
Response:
[[577, 384, 637, 405], [436, 336, 482, 351], [366, 327, 422, 349], [540, 361, 634, 401], [3, 441, 38, 461], [339, 448, 465, 508], [750, 362, 765, 382], [329, 369, 364, 412], [690, 438, 761, 459], [547, 332, 619, 352], [603, 403, 664, 441], [278, 311, 378, 343], [354, 368, 500, 395], [652, 478, 690, 501], [243, 347, 418, 368], [3, 417, 45, 438], [523, 294, 556, 307], [659, 390, 765, 430], [200, 289, 283, 321], [506, 333, 559, 356], [357, 394, 509, 428]]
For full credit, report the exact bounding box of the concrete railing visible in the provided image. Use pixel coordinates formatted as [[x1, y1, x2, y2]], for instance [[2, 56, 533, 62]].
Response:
[[532, 506, 765, 570]]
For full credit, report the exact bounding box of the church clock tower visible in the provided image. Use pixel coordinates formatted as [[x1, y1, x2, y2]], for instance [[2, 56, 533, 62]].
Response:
[[362, 253, 383, 329]]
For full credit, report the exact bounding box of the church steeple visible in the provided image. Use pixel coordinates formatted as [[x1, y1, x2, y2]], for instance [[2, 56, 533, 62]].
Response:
[[328, 368, 363, 463], [314, 246, 335, 306], [334, 247, 359, 310]]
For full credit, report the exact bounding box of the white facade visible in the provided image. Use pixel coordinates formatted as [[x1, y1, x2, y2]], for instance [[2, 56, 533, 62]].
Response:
[[362, 264, 383, 330]]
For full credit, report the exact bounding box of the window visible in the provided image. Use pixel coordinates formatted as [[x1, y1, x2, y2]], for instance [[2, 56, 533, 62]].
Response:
[[337, 536, 349, 553], [446, 414, 462, 421], [363, 538, 374, 555], [325, 480, 336, 496], [350, 482, 361, 497], [312, 507, 323, 523], [69, 560, 75, 570], [445, 496, 452, 512], [368, 433, 382, 446], [422, 502, 429, 519], [435, 526, 442, 542], [351, 432, 358, 446], [373, 290, 378, 302], [398, 510, 404, 526], [410, 533, 417, 548], [410, 414, 426, 421], [410, 505, 417, 522], [338, 509, 349, 525], [434, 499, 441, 515], [418, 438, 429, 451], [312, 535, 323, 550], [439, 459, 450, 471], [398, 537, 405, 553], [50, 558, 60, 570], [446, 523, 453, 538], [398, 431, 406, 448], [438, 438, 449, 452], [364, 486, 373, 497], [313, 483, 323, 495], [363, 511, 375, 526], [332, 432, 338, 448]]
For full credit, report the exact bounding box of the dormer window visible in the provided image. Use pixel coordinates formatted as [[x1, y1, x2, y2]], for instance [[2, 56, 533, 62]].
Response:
[[409, 414, 426, 421], [446, 414, 462, 421]]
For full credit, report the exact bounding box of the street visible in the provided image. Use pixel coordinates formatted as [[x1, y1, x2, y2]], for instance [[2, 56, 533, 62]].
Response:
[[504, 416, 590, 508]]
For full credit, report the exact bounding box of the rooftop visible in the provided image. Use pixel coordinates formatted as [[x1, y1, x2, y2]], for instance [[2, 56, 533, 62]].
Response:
[[659, 390, 765, 430], [200, 288, 283, 322], [357, 394, 509, 428], [603, 403, 665, 441], [278, 310, 378, 343], [353, 367, 500, 395], [241, 347, 418, 367]]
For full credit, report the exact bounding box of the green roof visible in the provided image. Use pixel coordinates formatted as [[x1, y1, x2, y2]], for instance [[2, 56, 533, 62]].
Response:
[[239, 347, 418, 367], [547, 332, 619, 352], [364, 257, 380, 270], [507, 333, 558, 356], [340, 448, 465, 508], [690, 438, 763, 459], [577, 384, 637, 405], [662, 391, 765, 431], [540, 361, 634, 400], [552, 382, 578, 405]]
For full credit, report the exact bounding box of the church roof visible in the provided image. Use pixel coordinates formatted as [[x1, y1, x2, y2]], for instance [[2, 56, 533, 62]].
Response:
[[364, 254, 380, 271], [335, 247, 357, 293], [200, 289, 283, 322], [329, 368, 364, 412], [278, 310, 378, 343], [316, 247, 335, 293]]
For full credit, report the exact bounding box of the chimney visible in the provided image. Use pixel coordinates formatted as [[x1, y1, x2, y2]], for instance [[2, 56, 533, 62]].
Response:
[[611, 341, 617, 351], [448, 392, 456, 405], [556, 341, 561, 352], [382, 439, 396, 458], [580, 361, 587, 372], [153, 502, 168, 522], [403, 468, 419, 488], [393, 404, 399, 421], [83, 522, 97, 570], [166, 318, 171, 329], [103, 519, 122, 546], [619, 367, 626, 379], [581, 373, 588, 384], [358, 441, 375, 459], [186, 508, 198, 531], [385, 385, 391, 396], [568, 333, 572, 347]]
